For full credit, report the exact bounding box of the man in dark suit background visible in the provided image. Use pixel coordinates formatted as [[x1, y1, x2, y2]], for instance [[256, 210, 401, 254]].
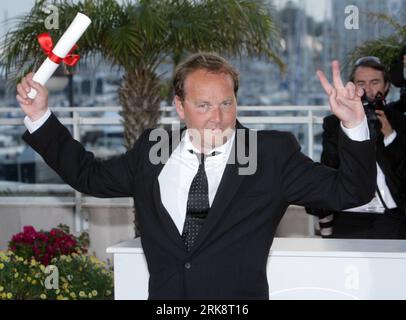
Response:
[[307, 57, 406, 239], [15, 53, 376, 299]]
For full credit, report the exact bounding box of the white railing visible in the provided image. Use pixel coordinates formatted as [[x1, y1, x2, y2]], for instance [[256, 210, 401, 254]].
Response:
[[0, 105, 329, 155], [0, 105, 330, 233]]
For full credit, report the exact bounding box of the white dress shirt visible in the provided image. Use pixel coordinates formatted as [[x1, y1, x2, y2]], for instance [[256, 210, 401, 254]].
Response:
[[158, 130, 235, 233], [25, 110, 375, 230], [344, 130, 398, 214]]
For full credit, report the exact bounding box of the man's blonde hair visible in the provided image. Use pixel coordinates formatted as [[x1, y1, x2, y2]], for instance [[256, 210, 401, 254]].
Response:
[[173, 52, 240, 101]]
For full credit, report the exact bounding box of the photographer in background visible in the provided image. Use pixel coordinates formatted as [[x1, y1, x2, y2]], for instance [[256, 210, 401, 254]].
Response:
[[307, 56, 406, 239]]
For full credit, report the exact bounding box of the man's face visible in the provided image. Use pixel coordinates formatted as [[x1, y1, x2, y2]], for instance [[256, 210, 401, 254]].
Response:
[[353, 66, 389, 102], [175, 69, 237, 152]]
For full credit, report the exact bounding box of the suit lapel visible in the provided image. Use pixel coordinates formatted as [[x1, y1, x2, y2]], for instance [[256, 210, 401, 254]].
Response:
[[149, 122, 252, 253], [150, 127, 186, 250], [152, 178, 186, 249]]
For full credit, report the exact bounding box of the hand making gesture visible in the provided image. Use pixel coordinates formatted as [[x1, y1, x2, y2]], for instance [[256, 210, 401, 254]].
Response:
[[317, 61, 365, 129]]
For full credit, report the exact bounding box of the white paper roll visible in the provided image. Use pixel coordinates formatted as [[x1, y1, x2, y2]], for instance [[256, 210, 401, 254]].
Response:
[[28, 13, 91, 99]]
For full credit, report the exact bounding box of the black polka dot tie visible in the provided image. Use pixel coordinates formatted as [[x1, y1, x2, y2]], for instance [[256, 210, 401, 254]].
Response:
[[182, 151, 217, 252]]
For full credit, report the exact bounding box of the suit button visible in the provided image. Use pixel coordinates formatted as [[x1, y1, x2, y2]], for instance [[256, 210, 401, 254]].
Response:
[[184, 262, 191, 269]]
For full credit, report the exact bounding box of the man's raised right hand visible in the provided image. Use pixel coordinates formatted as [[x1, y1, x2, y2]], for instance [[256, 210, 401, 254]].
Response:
[[16, 72, 49, 122]]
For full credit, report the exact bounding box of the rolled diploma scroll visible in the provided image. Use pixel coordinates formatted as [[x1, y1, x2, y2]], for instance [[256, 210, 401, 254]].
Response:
[[28, 13, 91, 99]]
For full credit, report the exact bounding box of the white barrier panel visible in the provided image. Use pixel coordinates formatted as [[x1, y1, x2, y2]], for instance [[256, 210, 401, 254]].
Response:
[[107, 237, 406, 300]]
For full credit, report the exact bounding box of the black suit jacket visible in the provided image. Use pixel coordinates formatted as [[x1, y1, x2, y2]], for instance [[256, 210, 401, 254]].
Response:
[[307, 107, 406, 225], [382, 102, 406, 187], [23, 113, 376, 299], [324, 108, 406, 210]]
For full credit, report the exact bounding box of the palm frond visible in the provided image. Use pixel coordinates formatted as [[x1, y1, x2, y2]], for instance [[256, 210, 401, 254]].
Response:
[[366, 12, 403, 31], [349, 13, 405, 69], [2, 0, 284, 81]]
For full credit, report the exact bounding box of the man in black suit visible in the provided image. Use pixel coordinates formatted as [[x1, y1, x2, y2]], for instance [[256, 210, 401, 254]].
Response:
[[16, 53, 375, 299], [307, 57, 406, 239]]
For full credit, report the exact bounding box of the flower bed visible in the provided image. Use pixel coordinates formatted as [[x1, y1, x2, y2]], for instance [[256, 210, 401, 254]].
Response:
[[0, 225, 113, 300]]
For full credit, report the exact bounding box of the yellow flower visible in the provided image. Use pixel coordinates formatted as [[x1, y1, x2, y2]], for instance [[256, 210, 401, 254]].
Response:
[[39, 265, 46, 272], [106, 290, 112, 296], [0, 286, 4, 292], [56, 295, 65, 300], [40, 294, 47, 300], [6, 292, 12, 299], [1, 293, 6, 299], [62, 283, 68, 290], [27, 276, 32, 282], [31, 280, 37, 285], [90, 256, 97, 263], [14, 273, 19, 279], [30, 259, 37, 267], [88, 293, 93, 299], [0, 263, 4, 270], [91, 290, 98, 297], [79, 291, 86, 298], [66, 256, 72, 263], [70, 292, 76, 299]]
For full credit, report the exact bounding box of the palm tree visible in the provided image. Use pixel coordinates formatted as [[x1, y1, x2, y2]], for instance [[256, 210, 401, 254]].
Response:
[[1, 0, 283, 236], [349, 13, 405, 68]]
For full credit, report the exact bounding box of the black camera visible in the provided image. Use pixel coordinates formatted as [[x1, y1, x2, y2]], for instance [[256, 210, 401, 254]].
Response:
[[362, 92, 385, 138]]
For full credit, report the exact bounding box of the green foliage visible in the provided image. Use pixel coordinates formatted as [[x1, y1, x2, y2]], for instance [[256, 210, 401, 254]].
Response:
[[0, 224, 112, 300], [1, 0, 284, 80], [348, 12, 406, 68], [0, 251, 113, 300]]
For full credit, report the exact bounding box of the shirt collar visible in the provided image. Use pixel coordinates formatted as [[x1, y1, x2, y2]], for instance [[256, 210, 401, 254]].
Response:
[[180, 128, 235, 158]]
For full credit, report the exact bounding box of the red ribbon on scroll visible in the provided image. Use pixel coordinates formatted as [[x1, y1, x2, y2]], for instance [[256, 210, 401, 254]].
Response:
[[37, 32, 80, 66]]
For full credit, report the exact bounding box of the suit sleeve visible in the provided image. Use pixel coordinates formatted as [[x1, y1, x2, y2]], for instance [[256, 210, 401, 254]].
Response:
[[281, 129, 376, 211], [305, 117, 341, 218], [384, 109, 406, 177], [22, 113, 147, 198], [387, 134, 406, 183], [320, 117, 340, 169]]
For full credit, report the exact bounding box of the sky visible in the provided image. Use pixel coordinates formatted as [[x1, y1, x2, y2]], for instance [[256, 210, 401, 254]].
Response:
[[1, 0, 36, 37]]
